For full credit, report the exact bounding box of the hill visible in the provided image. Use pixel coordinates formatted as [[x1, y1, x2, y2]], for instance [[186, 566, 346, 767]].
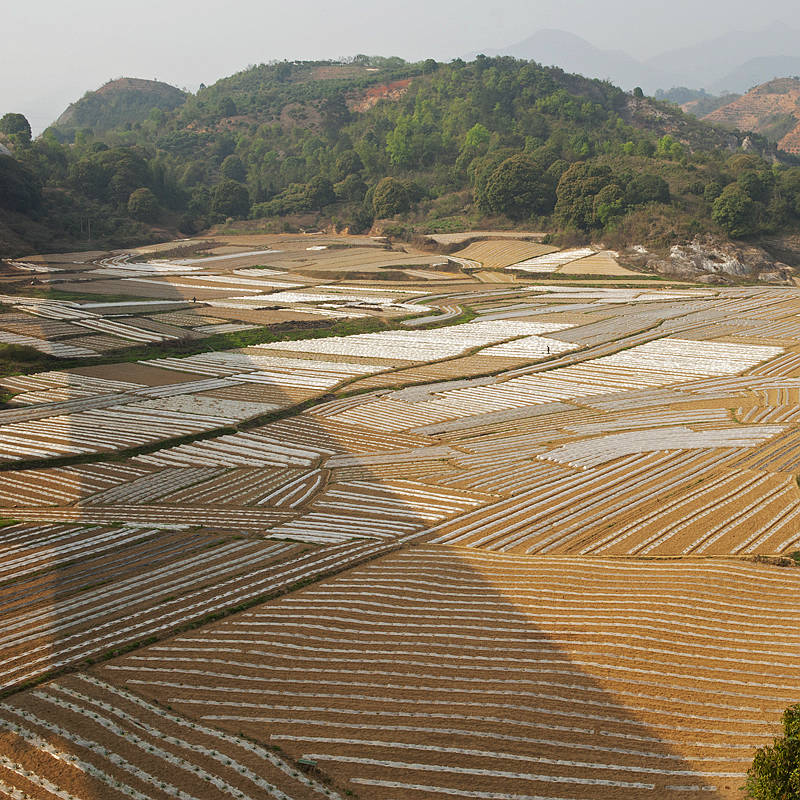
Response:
[[705, 78, 800, 155], [3, 56, 800, 257], [655, 88, 741, 118], [480, 23, 800, 96], [52, 77, 187, 139], [478, 29, 673, 94], [646, 21, 800, 93], [709, 56, 800, 95]]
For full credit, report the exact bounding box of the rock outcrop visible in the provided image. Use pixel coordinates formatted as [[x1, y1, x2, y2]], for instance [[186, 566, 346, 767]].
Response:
[[623, 236, 794, 284]]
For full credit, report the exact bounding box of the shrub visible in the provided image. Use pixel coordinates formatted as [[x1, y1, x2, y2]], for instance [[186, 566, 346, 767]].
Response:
[[212, 180, 250, 218], [373, 177, 410, 218], [712, 184, 757, 237], [483, 154, 555, 220], [335, 173, 367, 203], [127, 187, 160, 222], [305, 176, 335, 210], [625, 174, 670, 206], [745, 704, 800, 798]]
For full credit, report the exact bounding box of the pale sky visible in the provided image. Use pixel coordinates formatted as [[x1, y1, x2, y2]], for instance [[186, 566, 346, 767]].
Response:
[[2, 0, 798, 133]]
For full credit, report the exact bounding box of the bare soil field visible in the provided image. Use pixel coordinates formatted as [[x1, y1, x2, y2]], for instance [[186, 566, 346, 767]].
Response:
[[5, 234, 800, 799], [88, 547, 800, 800], [557, 251, 639, 276], [424, 230, 548, 246]]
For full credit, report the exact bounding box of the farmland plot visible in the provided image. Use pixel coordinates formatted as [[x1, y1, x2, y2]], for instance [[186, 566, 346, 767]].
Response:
[[0, 404, 247, 464], [0, 331, 98, 358], [419, 448, 783, 555], [0, 463, 153, 507], [0, 673, 347, 800], [557, 250, 638, 276], [256, 320, 575, 362], [0, 523, 395, 692], [452, 240, 557, 270], [506, 247, 596, 272], [266, 480, 492, 544], [95, 547, 800, 800], [8, 261, 800, 800], [0, 352, 399, 464], [321, 338, 783, 432]]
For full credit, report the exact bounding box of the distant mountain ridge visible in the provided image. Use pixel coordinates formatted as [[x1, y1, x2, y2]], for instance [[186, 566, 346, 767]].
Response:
[[474, 29, 673, 93], [482, 22, 800, 96], [704, 78, 800, 155], [53, 78, 187, 138]]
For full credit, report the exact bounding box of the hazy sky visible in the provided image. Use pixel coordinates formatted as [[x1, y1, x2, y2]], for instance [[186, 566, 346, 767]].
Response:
[[2, 0, 797, 132]]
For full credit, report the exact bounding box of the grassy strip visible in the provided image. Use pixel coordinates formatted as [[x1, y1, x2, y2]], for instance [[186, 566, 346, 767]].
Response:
[[0, 541, 399, 700]]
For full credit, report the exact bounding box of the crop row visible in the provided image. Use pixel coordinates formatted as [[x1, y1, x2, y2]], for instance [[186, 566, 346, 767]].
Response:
[[0, 405, 238, 463], [96, 547, 800, 800], [422, 448, 791, 556], [0, 330, 97, 358], [0, 533, 393, 692], [0, 673, 342, 800], [147, 351, 385, 379], [257, 320, 574, 362], [539, 424, 783, 469], [505, 247, 596, 273], [0, 370, 143, 397], [323, 338, 783, 432], [0, 463, 151, 507]]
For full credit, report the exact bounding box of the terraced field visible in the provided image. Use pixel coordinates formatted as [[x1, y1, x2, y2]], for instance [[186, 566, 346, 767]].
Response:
[[93, 548, 800, 800], [3, 236, 800, 799]]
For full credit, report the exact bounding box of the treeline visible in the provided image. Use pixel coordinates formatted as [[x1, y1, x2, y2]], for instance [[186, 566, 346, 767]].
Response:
[[3, 56, 800, 255]]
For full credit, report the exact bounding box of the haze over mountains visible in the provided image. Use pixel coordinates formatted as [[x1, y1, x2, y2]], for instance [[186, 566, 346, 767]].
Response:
[[481, 21, 800, 95]]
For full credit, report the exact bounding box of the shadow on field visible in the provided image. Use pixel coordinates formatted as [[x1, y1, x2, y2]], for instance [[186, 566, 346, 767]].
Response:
[[86, 546, 752, 800], [0, 266, 760, 800]]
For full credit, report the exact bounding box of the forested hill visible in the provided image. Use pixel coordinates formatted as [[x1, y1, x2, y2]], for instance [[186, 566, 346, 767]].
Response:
[[2, 55, 800, 257], [53, 78, 188, 139]]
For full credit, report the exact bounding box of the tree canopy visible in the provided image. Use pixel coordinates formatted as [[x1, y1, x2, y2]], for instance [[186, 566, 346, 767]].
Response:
[[4, 55, 800, 256], [746, 704, 800, 799]]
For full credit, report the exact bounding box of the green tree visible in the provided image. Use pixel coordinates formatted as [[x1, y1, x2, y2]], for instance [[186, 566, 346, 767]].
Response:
[[593, 184, 626, 227], [372, 177, 410, 218], [745, 704, 800, 799], [220, 154, 246, 182], [305, 176, 335, 210], [463, 123, 491, 151], [0, 113, 32, 143], [738, 170, 772, 202], [656, 134, 683, 159], [704, 180, 724, 203], [320, 94, 351, 138], [555, 162, 615, 230], [483, 154, 555, 220], [334, 150, 364, 181], [181, 161, 207, 187], [212, 179, 250, 218], [335, 173, 367, 202], [127, 187, 160, 222], [218, 97, 237, 117], [712, 184, 757, 237], [0, 155, 42, 212], [625, 173, 670, 206]]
